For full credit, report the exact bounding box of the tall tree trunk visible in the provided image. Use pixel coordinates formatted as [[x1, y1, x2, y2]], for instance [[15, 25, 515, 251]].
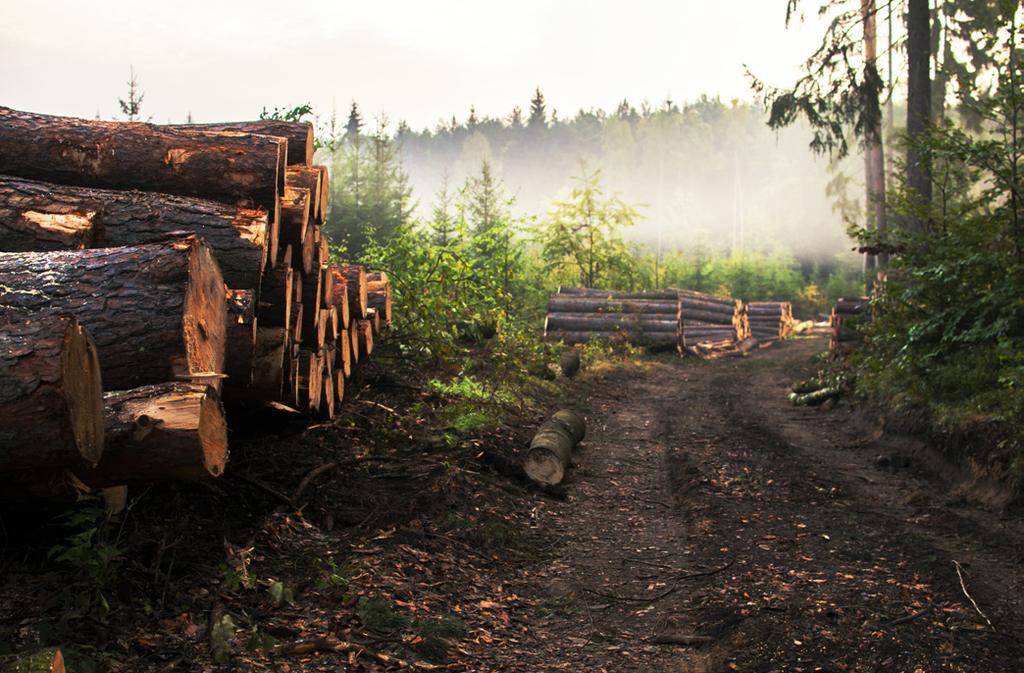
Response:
[[863, 0, 888, 279], [907, 0, 933, 232]]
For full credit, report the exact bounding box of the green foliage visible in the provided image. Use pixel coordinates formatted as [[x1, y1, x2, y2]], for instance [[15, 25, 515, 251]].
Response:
[[853, 38, 1024, 447], [47, 498, 125, 622], [259, 103, 313, 123], [539, 162, 641, 288], [210, 614, 237, 664], [324, 113, 414, 257], [359, 162, 528, 364]]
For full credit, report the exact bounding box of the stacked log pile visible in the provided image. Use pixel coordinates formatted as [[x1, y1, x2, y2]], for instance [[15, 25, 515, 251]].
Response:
[[746, 302, 794, 341], [544, 287, 681, 352], [676, 289, 747, 349], [829, 297, 868, 354], [0, 106, 393, 502]]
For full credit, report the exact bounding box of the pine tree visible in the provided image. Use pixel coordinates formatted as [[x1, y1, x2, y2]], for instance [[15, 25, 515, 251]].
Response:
[[528, 87, 547, 131], [459, 161, 521, 301], [345, 101, 363, 139], [429, 176, 457, 247], [324, 116, 412, 257], [118, 66, 145, 122], [467, 106, 479, 131], [460, 161, 507, 236], [508, 106, 524, 129]]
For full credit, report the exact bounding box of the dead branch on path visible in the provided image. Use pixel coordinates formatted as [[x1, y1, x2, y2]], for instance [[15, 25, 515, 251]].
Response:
[[954, 561, 996, 633], [580, 560, 735, 604]]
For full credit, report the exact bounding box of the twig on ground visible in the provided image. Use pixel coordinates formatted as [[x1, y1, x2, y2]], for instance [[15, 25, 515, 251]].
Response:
[[359, 399, 399, 415], [290, 461, 338, 505], [581, 560, 735, 604], [887, 605, 931, 626], [954, 560, 996, 633], [229, 472, 292, 506], [271, 636, 447, 669]]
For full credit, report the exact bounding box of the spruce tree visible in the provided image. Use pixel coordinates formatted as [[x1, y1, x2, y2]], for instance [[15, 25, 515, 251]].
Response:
[[528, 87, 547, 131], [345, 102, 363, 139], [118, 66, 145, 122]]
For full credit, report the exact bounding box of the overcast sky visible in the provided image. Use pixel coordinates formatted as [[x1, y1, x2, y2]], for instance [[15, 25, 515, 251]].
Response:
[[0, 0, 829, 129]]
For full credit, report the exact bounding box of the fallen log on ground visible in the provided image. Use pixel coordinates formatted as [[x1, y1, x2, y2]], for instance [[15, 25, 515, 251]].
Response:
[[0, 175, 270, 287], [524, 409, 586, 485], [0, 314, 104, 472], [74, 383, 228, 487], [0, 107, 285, 211], [0, 235, 226, 390], [559, 349, 581, 378]]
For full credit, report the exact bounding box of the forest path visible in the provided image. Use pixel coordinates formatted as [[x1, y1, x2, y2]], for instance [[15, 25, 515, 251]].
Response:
[[516, 336, 1024, 672]]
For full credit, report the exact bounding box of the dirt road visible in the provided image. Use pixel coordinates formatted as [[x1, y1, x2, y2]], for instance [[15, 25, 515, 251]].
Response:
[[516, 336, 1024, 672]]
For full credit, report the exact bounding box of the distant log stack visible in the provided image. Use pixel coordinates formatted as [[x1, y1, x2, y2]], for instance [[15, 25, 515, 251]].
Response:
[[0, 106, 395, 504], [544, 287, 681, 352], [829, 297, 868, 354], [746, 302, 794, 341], [675, 289, 746, 350]]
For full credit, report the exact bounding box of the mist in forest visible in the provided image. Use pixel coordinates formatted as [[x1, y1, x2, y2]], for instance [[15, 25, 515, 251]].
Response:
[[393, 94, 857, 265]]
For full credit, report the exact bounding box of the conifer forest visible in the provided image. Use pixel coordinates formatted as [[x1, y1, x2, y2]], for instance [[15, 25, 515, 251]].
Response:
[[1, 1, 1023, 671]]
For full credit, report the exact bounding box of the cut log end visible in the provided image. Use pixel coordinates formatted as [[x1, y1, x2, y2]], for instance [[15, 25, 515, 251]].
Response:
[[63, 317, 105, 465], [182, 238, 228, 387], [523, 447, 566, 486], [75, 383, 228, 487]]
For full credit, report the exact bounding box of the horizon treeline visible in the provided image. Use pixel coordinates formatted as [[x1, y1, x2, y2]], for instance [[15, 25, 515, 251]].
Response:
[[316, 90, 861, 268]]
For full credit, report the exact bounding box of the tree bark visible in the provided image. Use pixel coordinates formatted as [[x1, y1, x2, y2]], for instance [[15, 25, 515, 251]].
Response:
[[0, 175, 268, 288], [545, 313, 680, 332], [0, 314, 104, 472], [0, 107, 284, 212], [906, 0, 932, 232], [0, 235, 226, 390], [862, 0, 888, 277], [548, 296, 680, 316], [556, 287, 679, 301], [168, 119, 313, 166], [73, 383, 227, 487]]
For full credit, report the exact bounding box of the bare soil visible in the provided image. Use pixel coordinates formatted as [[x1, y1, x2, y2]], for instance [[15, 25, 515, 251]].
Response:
[[2, 335, 1023, 672]]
